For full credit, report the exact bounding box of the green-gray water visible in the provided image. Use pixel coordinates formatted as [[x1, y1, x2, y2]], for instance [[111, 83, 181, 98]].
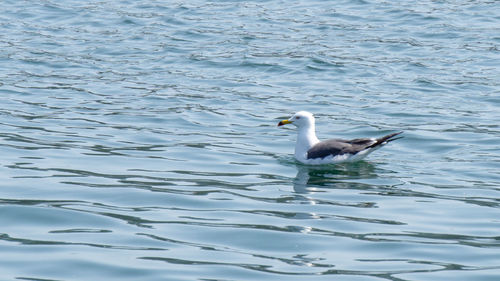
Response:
[[1, 1, 499, 280]]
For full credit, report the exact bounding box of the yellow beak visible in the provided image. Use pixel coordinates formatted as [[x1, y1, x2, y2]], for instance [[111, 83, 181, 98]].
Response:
[[278, 119, 292, 126]]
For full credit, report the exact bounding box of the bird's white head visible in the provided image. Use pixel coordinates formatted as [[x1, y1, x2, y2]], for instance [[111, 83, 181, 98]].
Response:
[[278, 111, 315, 128]]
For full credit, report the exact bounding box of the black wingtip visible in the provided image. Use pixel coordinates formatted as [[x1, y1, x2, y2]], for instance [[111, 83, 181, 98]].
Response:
[[369, 131, 403, 148], [386, 131, 404, 143]]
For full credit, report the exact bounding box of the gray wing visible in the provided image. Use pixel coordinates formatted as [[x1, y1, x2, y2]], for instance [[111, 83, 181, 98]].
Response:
[[306, 138, 375, 159], [306, 132, 403, 160]]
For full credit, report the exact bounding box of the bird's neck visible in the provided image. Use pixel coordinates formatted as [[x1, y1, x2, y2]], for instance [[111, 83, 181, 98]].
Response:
[[295, 125, 319, 158]]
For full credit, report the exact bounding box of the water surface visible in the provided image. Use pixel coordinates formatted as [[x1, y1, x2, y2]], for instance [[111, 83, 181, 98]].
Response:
[[1, 1, 499, 280]]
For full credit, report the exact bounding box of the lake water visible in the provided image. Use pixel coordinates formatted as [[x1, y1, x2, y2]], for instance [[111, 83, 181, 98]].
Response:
[[1, 1, 499, 280]]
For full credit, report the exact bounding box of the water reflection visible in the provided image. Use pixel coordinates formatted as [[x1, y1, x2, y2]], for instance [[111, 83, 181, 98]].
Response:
[[286, 161, 382, 233], [293, 161, 378, 194]]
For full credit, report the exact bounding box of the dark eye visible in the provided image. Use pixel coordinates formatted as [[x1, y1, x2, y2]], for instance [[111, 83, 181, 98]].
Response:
[[296, 116, 301, 119]]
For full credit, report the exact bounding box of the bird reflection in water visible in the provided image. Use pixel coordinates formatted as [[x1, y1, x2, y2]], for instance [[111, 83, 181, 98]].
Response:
[[293, 161, 378, 194], [284, 161, 379, 234]]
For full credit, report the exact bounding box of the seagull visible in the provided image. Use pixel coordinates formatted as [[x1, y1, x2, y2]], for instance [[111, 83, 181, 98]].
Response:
[[278, 111, 402, 165]]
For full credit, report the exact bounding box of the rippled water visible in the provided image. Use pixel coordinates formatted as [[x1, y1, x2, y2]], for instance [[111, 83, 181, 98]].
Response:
[[1, 1, 499, 280]]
